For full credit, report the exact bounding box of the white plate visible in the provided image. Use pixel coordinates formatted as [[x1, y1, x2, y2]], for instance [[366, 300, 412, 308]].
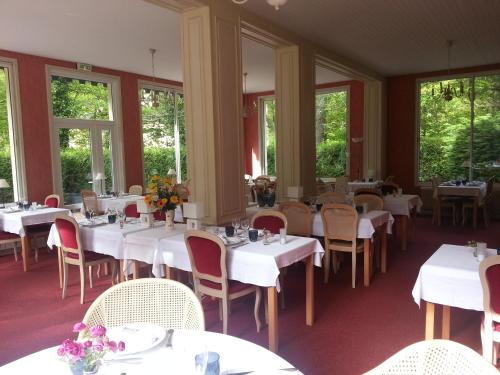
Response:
[[107, 323, 166, 355]]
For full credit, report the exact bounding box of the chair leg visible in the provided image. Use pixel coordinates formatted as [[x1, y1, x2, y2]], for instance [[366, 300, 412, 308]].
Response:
[[481, 326, 494, 364], [89, 266, 93, 288], [218, 299, 223, 321], [62, 261, 69, 300], [13, 244, 18, 262], [80, 265, 86, 304], [279, 273, 285, 309], [462, 205, 467, 226], [483, 205, 489, 228], [222, 296, 229, 335], [323, 248, 330, 283], [111, 261, 118, 285], [254, 287, 262, 332], [332, 250, 338, 274], [351, 251, 356, 288]]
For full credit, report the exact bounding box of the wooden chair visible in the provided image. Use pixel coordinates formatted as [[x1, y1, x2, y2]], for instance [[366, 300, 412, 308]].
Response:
[[334, 176, 349, 194], [174, 183, 190, 202], [384, 175, 395, 183], [316, 191, 347, 204], [81, 190, 104, 215], [380, 182, 399, 196], [0, 231, 21, 262], [251, 210, 287, 235], [124, 201, 140, 218], [321, 203, 365, 288], [81, 278, 205, 336], [54, 214, 118, 304], [128, 185, 143, 196], [185, 230, 261, 335], [278, 201, 312, 237], [354, 187, 382, 197], [479, 255, 500, 365], [354, 194, 384, 211], [365, 339, 498, 375], [45, 194, 60, 208], [462, 177, 494, 228], [432, 176, 458, 226]]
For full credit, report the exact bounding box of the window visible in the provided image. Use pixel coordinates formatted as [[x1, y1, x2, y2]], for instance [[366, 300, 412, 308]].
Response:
[[260, 97, 276, 176], [315, 88, 349, 178], [0, 59, 25, 202], [139, 83, 186, 182], [48, 68, 124, 204], [417, 72, 500, 183]]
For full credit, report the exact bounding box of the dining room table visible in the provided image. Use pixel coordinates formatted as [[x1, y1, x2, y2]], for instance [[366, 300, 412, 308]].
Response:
[[411, 244, 496, 340], [156, 231, 324, 354], [347, 180, 381, 193], [0, 329, 300, 374], [94, 194, 144, 213], [0, 205, 70, 272], [383, 194, 422, 250], [312, 209, 394, 286]]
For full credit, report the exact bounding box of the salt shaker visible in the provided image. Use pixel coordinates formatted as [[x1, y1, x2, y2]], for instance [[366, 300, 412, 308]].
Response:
[[279, 228, 287, 245]]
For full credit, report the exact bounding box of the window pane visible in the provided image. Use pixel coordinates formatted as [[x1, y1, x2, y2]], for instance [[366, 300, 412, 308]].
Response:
[[315, 90, 347, 178], [264, 99, 276, 176], [472, 75, 500, 181], [141, 88, 178, 182], [102, 129, 113, 192], [0, 67, 14, 201], [51, 76, 111, 120], [418, 79, 471, 182], [59, 128, 92, 204]]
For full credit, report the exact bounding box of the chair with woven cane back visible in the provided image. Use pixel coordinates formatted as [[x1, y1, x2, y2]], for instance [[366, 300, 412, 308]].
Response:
[[81, 190, 104, 216]]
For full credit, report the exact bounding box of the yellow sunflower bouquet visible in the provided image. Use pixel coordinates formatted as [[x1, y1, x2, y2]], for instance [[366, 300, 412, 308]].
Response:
[[144, 173, 182, 212]]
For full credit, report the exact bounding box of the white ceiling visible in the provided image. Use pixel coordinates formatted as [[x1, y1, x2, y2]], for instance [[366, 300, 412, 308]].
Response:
[[236, 0, 500, 76]]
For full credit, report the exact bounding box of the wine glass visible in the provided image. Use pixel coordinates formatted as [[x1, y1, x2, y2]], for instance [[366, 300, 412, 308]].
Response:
[[241, 218, 250, 237], [232, 218, 240, 235]]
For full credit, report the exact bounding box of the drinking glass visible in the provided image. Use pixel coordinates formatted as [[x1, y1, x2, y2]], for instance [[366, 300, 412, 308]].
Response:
[[241, 218, 250, 237], [232, 218, 240, 234]]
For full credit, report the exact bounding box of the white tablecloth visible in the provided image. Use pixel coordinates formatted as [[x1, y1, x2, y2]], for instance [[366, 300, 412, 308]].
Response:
[[437, 182, 487, 200], [383, 194, 423, 217], [312, 210, 394, 238], [97, 194, 143, 212], [0, 330, 298, 375], [0, 207, 70, 236], [348, 181, 381, 193], [411, 244, 496, 310], [156, 234, 324, 291]]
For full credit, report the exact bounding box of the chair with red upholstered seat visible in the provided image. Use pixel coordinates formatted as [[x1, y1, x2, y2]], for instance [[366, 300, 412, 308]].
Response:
[[0, 231, 21, 261], [250, 210, 287, 235], [185, 230, 262, 335], [28, 194, 61, 262], [480, 255, 500, 365], [55, 214, 118, 304], [45, 194, 60, 208], [124, 202, 140, 218]]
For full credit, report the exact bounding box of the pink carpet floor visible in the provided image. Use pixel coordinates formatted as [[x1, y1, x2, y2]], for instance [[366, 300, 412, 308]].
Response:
[[0, 216, 498, 374]]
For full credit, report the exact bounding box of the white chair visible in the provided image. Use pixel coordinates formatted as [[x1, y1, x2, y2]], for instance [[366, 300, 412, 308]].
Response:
[[128, 185, 143, 196], [480, 255, 500, 365], [364, 339, 498, 375], [81, 278, 205, 335]]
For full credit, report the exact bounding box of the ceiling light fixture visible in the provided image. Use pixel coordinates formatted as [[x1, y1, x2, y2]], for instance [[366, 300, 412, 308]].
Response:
[[242, 72, 257, 119], [141, 48, 161, 108], [432, 40, 465, 101], [232, 0, 288, 10]]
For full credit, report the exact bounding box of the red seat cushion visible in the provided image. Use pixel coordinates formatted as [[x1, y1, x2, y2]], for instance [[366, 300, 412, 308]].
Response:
[[45, 197, 59, 208], [200, 279, 252, 294], [0, 231, 21, 240], [124, 203, 140, 218], [253, 216, 285, 235], [486, 264, 500, 314], [481, 314, 500, 332], [66, 250, 110, 262]]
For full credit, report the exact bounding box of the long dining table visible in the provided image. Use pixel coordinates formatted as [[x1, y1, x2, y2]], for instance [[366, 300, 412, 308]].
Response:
[[312, 209, 394, 286], [0, 206, 70, 272]]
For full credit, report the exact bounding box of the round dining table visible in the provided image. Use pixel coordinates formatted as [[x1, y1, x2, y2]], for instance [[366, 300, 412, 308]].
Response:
[[0, 329, 300, 375]]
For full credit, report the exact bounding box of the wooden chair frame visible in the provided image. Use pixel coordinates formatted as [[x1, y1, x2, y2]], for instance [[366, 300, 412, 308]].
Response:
[[81, 190, 104, 215], [0, 232, 21, 262], [316, 191, 347, 204], [250, 210, 288, 233], [185, 230, 261, 334], [128, 185, 143, 196], [479, 255, 500, 364], [278, 201, 312, 237], [354, 194, 384, 211]]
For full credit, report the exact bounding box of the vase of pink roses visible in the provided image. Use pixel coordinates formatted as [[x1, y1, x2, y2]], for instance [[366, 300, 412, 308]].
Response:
[[57, 322, 125, 375]]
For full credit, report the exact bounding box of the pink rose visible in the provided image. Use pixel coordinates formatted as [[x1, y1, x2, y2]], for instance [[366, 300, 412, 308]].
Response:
[[107, 341, 117, 353], [83, 340, 93, 348], [72, 322, 87, 333], [56, 345, 65, 356], [118, 341, 125, 352], [90, 325, 106, 337], [94, 343, 104, 352]]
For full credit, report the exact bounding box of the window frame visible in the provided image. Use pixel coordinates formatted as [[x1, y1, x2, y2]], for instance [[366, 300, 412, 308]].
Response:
[[138, 80, 184, 184], [46, 66, 125, 206], [258, 95, 276, 176], [0, 57, 27, 201], [414, 69, 500, 187], [314, 85, 351, 180]]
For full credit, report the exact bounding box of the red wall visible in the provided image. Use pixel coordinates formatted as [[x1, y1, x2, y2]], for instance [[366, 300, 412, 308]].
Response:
[[386, 63, 500, 193], [243, 80, 364, 179], [0, 49, 182, 202]]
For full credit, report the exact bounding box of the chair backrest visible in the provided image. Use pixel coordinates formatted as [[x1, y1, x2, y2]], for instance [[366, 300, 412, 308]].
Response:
[[384, 175, 395, 183], [431, 176, 442, 199], [321, 203, 358, 242], [54, 214, 84, 263], [364, 339, 499, 375], [316, 191, 347, 204], [486, 176, 495, 197], [334, 176, 349, 194], [354, 194, 384, 211], [81, 278, 205, 334], [81, 190, 98, 213], [44, 194, 60, 208], [380, 183, 399, 196], [185, 230, 228, 294], [174, 183, 190, 202], [124, 202, 140, 218], [354, 188, 381, 197], [251, 210, 287, 234], [255, 175, 271, 185], [128, 185, 143, 196], [278, 201, 312, 237], [479, 255, 500, 326]]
